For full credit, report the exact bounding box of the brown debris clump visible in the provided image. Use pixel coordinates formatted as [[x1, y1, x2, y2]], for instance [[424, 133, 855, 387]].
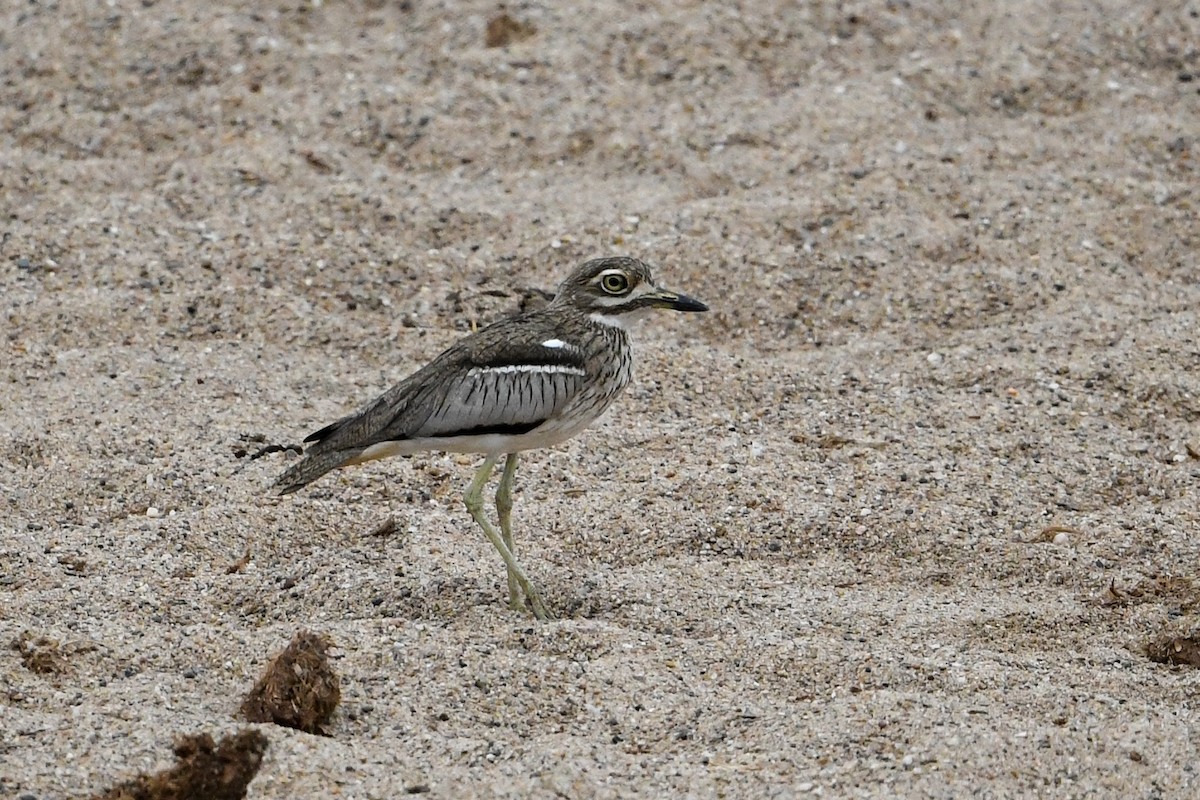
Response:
[[92, 729, 269, 800], [1146, 634, 1200, 668], [11, 630, 69, 675], [239, 630, 341, 735], [485, 13, 537, 47]]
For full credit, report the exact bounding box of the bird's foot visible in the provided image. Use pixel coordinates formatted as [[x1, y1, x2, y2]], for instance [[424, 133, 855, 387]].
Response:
[[518, 580, 554, 621]]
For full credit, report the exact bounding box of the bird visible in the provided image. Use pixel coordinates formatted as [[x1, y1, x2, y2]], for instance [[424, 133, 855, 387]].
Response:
[[272, 256, 708, 620]]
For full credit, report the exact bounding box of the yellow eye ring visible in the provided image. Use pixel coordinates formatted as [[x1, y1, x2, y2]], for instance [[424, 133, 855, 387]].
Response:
[[600, 272, 629, 294]]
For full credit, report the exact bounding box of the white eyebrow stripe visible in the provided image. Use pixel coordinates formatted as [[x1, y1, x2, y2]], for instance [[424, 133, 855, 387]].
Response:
[[468, 364, 587, 377]]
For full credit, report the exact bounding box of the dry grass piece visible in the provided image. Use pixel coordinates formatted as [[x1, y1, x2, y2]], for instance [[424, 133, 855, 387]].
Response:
[[366, 515, 397, 539], [225, 547, 252, 574], [240, 630, 341, 735], [1028, 525, 1082, 544], [92, 729, 268, 800], [1146, 634, 1200, 668]]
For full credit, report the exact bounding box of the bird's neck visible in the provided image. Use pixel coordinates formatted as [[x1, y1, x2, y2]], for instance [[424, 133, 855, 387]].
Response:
[[587, 310, 628, 330], [586, 306, 657, 330]]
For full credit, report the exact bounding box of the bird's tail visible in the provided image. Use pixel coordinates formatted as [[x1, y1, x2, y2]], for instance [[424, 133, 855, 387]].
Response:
[[271, 449, 359, 495]]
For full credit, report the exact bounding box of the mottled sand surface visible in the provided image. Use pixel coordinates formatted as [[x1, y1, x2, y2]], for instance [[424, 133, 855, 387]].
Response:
[[3, 1, 1199, 797]]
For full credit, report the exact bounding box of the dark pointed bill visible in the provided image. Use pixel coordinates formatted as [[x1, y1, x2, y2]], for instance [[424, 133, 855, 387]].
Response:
[[652, 290, 709, 312]]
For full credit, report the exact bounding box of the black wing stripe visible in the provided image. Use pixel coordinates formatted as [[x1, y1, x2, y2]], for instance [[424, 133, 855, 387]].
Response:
[[439, 420, 545, 438]]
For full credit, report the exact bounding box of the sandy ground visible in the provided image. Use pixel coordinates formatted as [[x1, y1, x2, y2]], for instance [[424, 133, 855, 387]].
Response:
[[3, 0, 1200, 797]]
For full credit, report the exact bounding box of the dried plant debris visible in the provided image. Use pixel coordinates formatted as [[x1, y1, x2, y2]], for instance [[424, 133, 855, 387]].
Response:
[[1146, 634, 1200, 668], [485, 13, 536, 47], [11, 630, 69, 675], [225, 547, 252, 575], [1103, 575, 1200, 612], [1028, 525, 1082, 544], [240, 630, 341, 735], [516, 285, 555, 313], [365, 515, 398, 539], [244, 442, 302, 461], [92, 729, 269, 800]]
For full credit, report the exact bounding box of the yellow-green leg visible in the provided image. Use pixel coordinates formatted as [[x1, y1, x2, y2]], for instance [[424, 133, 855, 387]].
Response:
[[463, 454, 551, 620], [495, 452, 521, 611]]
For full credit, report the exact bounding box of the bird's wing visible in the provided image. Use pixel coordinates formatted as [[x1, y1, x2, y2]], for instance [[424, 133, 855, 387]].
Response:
[[402, 339, 589, 439], [301, 321, 589, 454]]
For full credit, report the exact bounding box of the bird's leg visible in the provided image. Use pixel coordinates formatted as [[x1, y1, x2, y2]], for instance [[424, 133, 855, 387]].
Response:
[[495, 452, 521, 610], [464, 454, 552, 620]]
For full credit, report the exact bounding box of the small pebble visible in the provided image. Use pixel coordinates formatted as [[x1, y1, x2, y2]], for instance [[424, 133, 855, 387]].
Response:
[[1052, 531, 1070, 546]]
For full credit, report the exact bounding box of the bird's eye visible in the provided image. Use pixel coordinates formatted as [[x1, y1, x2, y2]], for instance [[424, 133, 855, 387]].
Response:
[[600, 272, 630, 294]]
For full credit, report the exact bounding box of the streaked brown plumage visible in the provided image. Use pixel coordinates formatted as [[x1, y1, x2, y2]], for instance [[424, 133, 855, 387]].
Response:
[[273, 256, 707, 619]]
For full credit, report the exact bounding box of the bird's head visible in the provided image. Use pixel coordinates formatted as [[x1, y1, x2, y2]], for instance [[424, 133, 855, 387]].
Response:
[[553, 256, 708, 327]]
